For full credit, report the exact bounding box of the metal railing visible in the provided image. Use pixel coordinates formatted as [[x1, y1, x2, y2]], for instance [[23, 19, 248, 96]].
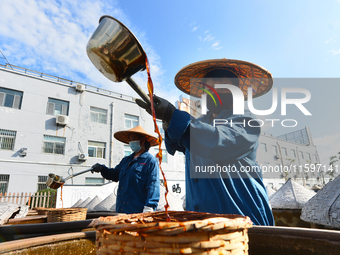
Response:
[[0, 63, 136, 102]]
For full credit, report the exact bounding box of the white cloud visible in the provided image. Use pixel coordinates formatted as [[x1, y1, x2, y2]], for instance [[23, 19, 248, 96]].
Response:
[[203, 34, 214, 42], [0, 0, 165, 98], [211, 42, 222, 50], [325, 37, 337, 44], [330, 49, 340, 55], [192, 26, 199, 32]]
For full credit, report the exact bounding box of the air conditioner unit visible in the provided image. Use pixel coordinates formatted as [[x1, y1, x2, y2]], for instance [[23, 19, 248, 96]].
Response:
[[75, 84, 86, 92], [275, 154, 281, 160], [78, 153, 88, 161], [56, 115, 69, 125]]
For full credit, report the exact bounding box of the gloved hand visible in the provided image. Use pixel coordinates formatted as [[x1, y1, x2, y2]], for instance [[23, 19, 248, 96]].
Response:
[[91, 163, 103, 173], [143, 206, 154, 213], [135, 95, 176, 124]]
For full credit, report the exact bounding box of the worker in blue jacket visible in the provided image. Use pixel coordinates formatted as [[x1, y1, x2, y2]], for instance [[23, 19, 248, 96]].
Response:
[[136, 59, 275, 225], [91, 126, 160, 214]]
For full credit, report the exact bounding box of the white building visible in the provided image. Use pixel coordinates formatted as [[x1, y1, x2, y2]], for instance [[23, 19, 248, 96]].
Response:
[[0, 64, 185, 196]]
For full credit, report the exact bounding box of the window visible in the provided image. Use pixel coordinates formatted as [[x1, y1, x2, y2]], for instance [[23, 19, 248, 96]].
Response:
[[46, 98, 69, 116], [282, 147, 287, 156], [85, 177, 105, 185], [314, 154, 318, 162], [90, 107, 107, 124], [0, 129, 16, 150], [43, 135, 66, 154], [154, 148, 167, 163], [37, 176, 48, 191], [124, 145, 132, 156], [291, 149, 296, 158], [0, 87, 23, 109], [299, 151, 304, 159], [272, 145, 278, 155], [177, 151, 185, 164], [124, 114, 139, 128], [260, 143, 267, 152], [156, 120, 165, 137], [0, 175, 10, 193], [88, 141, 106, 158], [307, 153, 311, 161]]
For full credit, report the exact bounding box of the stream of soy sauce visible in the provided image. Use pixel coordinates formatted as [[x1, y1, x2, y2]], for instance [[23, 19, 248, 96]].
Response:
[[145, 56, 171, 222]]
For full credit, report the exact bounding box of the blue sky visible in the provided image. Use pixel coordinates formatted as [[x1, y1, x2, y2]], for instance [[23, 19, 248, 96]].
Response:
[[0, 0, 340, 165]]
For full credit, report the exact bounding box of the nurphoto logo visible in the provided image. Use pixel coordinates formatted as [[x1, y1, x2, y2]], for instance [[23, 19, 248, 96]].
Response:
[[199, 83, 311, 128]]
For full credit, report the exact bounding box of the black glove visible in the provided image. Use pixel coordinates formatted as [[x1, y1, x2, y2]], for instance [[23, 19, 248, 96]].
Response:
[[91, 163, 103, 173], [135, 95, 176, 123]]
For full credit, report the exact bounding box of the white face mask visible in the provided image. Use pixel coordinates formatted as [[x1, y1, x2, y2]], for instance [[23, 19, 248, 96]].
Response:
[[129, 140, 142, 152]]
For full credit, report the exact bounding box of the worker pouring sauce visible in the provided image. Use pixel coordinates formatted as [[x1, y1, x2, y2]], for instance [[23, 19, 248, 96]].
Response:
[[136, 59, 275, 226]]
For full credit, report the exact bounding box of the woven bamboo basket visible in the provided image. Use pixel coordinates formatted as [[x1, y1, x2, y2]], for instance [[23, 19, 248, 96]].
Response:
[[46, 208, 88, 223], [94, 211, 253, 255], [34, 207, 49, 215]]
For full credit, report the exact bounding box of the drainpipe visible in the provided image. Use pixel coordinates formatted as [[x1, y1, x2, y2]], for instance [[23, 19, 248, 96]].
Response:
[[109, 102, 115, 168]]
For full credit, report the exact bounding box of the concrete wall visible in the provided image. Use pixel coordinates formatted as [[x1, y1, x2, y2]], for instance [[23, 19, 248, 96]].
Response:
[[0, 66, 185, 196]]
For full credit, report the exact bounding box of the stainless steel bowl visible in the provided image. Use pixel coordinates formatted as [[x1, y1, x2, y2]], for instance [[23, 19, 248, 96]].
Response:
[[86, 15, 146, 82]]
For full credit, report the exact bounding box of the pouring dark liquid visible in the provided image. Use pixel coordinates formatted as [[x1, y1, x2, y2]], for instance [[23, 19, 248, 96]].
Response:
[[145, 57, 170, 222]]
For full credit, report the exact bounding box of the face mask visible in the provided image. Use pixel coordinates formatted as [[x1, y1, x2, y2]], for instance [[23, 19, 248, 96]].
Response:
[[207, 93, 234, 114], [129, 140, 142, 152]]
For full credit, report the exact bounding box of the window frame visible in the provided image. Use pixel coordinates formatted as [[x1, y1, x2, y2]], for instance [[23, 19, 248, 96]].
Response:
[[299, 151, 304, 159], [85, 177, 105, 186], [260, 143, 267, 153], [46, 98, 69, 116], [88, 141, 106, 159], [124, 114, 139, 129], [272, 145, 278, 155], [291, 149, 297, 158], [37, 176, 48, 191], [42, 135, 66, 155], [0, 87, 23, 109], [0, 129, 17, 150], [0, 174, 10, 193], [90, 106, 108, 124]]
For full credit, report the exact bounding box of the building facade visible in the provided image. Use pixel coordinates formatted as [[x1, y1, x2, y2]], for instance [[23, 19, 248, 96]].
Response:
[[0, 64, 185, 196]]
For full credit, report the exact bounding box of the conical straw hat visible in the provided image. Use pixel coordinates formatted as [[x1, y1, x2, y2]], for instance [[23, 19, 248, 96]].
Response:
[[114, 126, 158, 146], [175, 58, 273, 98]]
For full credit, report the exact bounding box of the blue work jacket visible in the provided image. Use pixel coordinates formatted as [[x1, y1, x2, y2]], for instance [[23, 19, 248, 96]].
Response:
[[165, 108, 274, 226], [100, 151, 160, 214]]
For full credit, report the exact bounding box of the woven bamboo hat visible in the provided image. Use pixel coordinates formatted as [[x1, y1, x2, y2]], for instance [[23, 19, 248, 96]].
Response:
[[174, 59, 273, 98], [114, 126, 158, 146]]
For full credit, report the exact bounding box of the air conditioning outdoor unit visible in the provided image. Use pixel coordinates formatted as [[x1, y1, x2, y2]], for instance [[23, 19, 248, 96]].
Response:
[[56, 115, 69, 125], [75, 84, 86, 92], [78, 153, 88, 161], [275, 154, 281, 160]]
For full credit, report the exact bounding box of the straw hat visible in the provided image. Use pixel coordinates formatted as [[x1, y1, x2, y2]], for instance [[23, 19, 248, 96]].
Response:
[[174, 59, 273, 98], [114, 126, 158, 146]]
